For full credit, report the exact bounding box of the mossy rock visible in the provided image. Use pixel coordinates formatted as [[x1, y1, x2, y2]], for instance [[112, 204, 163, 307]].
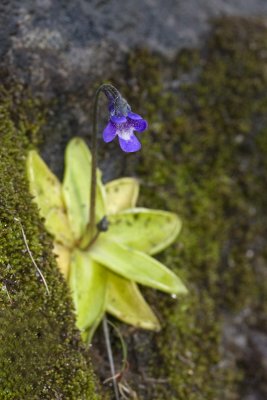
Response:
[[99, 17, 267, 399], [0, 86, 99, 399]]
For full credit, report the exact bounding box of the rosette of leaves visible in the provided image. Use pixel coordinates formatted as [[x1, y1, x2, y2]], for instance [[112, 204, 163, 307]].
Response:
[[27, 138, 187, 340]]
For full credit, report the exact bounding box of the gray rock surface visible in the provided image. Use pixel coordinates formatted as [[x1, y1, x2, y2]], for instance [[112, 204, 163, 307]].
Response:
[[223, 312, 267, 399], [1, 0, 267, 95]]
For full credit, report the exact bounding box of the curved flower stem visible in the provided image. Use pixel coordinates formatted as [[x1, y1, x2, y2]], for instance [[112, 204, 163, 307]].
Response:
[[88, 83, 120, 242], [89, 85, 102, 240]]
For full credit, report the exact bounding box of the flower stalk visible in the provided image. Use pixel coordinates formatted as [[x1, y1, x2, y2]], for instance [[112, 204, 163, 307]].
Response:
[[88, 83, 127, 244], [88, 84, 102, 243]]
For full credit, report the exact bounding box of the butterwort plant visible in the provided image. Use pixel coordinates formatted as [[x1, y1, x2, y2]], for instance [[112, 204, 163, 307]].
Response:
[[26, 84, 187, 343]]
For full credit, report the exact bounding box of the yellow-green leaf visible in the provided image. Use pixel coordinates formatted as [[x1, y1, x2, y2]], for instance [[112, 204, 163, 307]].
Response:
[[69, 250, 107, 331], [62, 138, 106, 241], [106, 208, 182, 255], [82, 312, 104, 344], [105, 177, 139, 214], [27, 150, 62, 213], [46, 208, 75, 247], [107, 271, 160, 331], [90, 236, 187, 295], [27, 150, 74, 246], [53, 242, 71, 279]]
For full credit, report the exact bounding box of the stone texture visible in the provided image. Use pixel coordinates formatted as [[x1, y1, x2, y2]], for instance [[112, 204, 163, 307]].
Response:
[[1, 0, 267, 95]]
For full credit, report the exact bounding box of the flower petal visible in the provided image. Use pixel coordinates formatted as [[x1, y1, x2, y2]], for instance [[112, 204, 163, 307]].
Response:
[[103, 122, 116, 143], [110, 115, 127, 123], [127, 111, 143, 120], [119, 133, 141, 153], [127, 111, 148, 132], [130, 118, 148, 132]]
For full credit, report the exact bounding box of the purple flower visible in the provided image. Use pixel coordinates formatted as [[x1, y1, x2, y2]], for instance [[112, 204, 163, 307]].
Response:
[[100, 85, 148, 152], [103, 112, 148, 152]]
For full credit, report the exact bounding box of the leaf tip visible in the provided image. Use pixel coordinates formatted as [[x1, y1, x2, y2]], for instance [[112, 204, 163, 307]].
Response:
[[173, 280, 188, 295]]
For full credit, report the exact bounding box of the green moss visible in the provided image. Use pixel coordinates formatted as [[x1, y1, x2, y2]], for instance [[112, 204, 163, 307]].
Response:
[[121, 17, 267, 399], [0, 86, 99, 399]]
